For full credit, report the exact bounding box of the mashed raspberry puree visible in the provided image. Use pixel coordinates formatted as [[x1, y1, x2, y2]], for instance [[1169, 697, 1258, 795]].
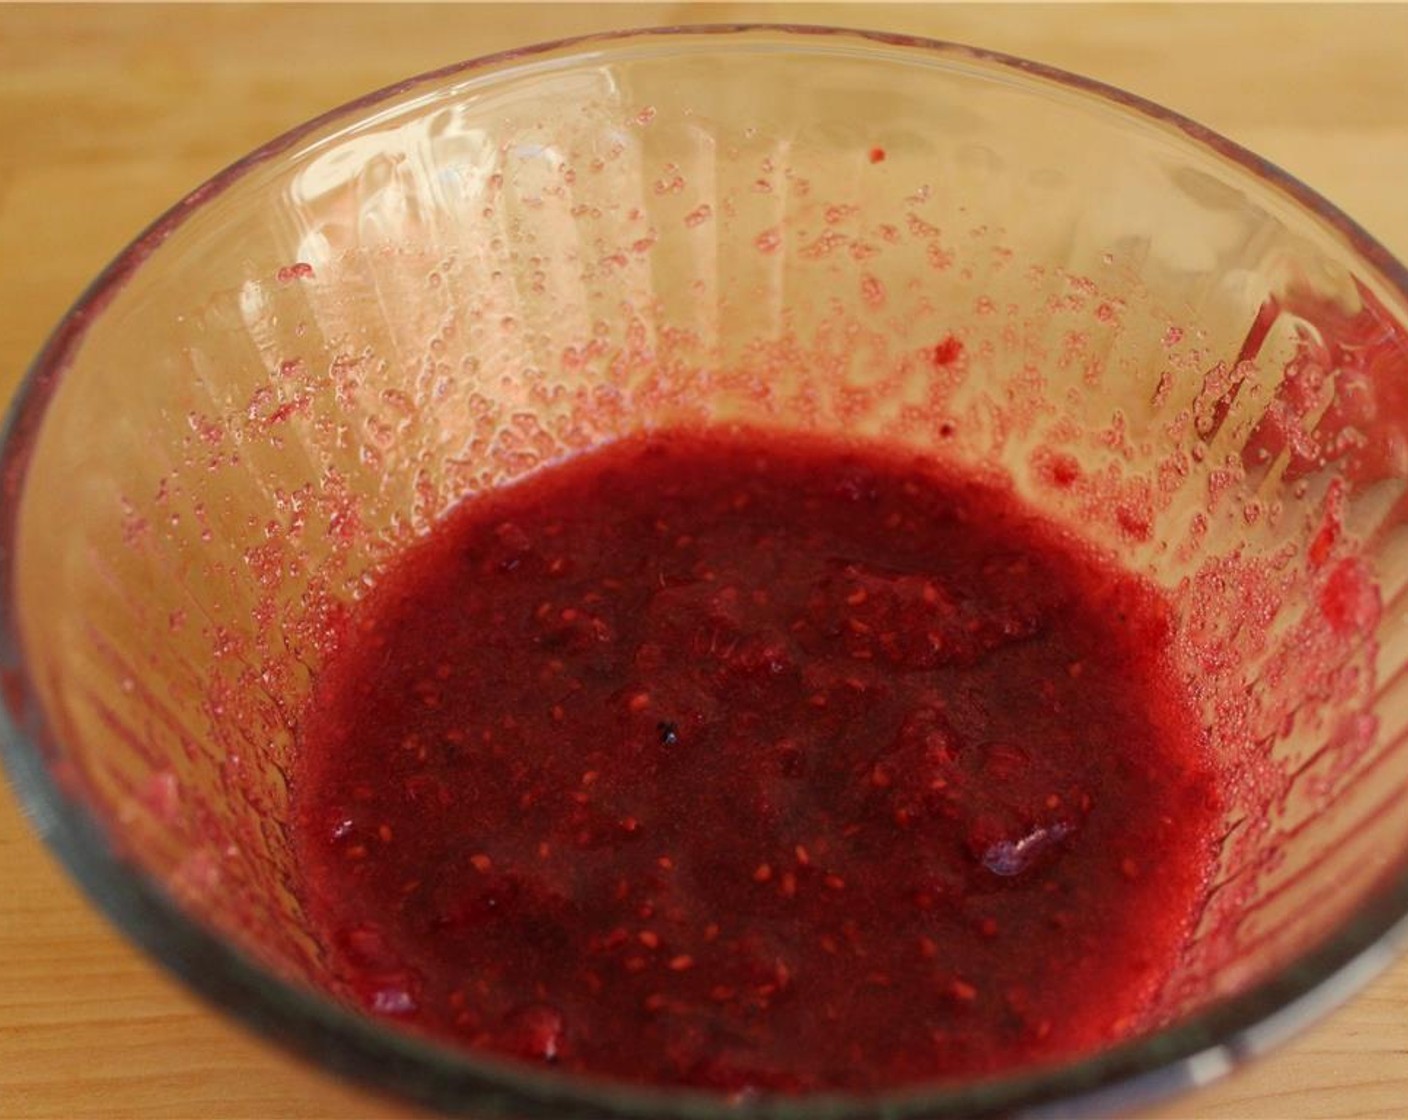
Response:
[[293, 428, 1219, 1093]]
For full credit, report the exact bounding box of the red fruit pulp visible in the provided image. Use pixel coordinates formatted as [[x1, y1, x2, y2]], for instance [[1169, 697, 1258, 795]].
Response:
[[292, 427, 1219, 1093]]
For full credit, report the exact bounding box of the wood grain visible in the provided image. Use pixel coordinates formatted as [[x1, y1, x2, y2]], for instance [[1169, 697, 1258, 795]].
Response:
[[2, 5, 1406, 1117]]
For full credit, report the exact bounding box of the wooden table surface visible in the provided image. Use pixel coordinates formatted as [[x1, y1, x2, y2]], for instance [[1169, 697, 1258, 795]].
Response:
[[2, 5, 1407, 1118]]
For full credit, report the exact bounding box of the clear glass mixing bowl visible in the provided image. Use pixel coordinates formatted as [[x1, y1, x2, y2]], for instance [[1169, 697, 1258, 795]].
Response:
[[3, 24, 1408, 1118]]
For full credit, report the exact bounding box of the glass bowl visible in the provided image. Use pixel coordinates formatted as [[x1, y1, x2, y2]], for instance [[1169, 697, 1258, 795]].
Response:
[[4, 24, 1408, 1119]]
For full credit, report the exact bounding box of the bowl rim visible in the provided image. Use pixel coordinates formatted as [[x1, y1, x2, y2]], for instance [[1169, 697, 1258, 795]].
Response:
[[3, 22, 1408, 1119]]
